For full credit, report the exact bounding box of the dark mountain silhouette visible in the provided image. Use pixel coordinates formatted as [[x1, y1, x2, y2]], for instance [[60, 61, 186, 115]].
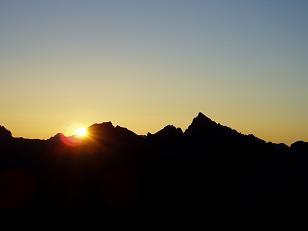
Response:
[[185, 112, 265, 145], [88, 122, 142, 144], [0, 112, 307, 209], [0, 126, 12, 142]]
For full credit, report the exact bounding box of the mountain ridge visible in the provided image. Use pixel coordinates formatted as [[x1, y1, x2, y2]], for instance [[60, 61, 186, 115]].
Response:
[[0, 112, 303, 146], [0, 112, 308, 209]]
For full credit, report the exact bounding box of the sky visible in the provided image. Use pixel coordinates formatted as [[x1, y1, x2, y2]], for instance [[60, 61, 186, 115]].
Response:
[[0, 0, 307, 144]]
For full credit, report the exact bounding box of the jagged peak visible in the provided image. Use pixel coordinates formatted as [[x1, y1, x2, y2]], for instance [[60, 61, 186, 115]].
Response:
[[184, 112, 217, 135]]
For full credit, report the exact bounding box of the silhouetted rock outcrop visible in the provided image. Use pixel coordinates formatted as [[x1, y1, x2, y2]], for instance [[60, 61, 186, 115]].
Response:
[[185, 112, 238, 139], [88, 122, 141, 144], [48, 133, 66, 143], [0, 126, 12, 142], [290, 141, 308, 153], [185, 112, 264, 146], [148, 125, 183, 142]]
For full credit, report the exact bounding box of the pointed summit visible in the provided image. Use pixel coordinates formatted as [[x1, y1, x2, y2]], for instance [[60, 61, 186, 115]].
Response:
[[184, 112, 265, 145], [195, 112, 214, 123], [184, 112, 218, 136], [197, 112, 207, 118]]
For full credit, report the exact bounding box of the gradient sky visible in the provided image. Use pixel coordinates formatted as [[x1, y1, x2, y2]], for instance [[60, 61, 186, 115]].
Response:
[[0, 0, 307, 144]]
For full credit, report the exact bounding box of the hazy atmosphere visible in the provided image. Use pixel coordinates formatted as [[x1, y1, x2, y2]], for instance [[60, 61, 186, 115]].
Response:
[[0, 0, 307, 144]]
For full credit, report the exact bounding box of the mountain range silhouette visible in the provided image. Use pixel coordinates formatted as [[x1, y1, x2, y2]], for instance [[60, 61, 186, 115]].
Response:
[[0, 112, 307, 209]]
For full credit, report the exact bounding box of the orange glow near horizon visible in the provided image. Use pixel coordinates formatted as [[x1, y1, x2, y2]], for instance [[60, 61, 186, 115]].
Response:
[[0, 1, 308, 146]]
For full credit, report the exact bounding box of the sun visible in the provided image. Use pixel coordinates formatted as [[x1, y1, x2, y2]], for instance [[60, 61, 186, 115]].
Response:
[[75, 127, 88, 138]]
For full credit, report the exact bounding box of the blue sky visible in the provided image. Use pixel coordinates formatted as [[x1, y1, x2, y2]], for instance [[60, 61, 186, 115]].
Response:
[[0, 0, 307, 144]]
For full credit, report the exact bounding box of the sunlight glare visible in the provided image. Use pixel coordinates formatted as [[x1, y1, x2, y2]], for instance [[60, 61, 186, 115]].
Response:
[[75, 127, 88, 138]]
